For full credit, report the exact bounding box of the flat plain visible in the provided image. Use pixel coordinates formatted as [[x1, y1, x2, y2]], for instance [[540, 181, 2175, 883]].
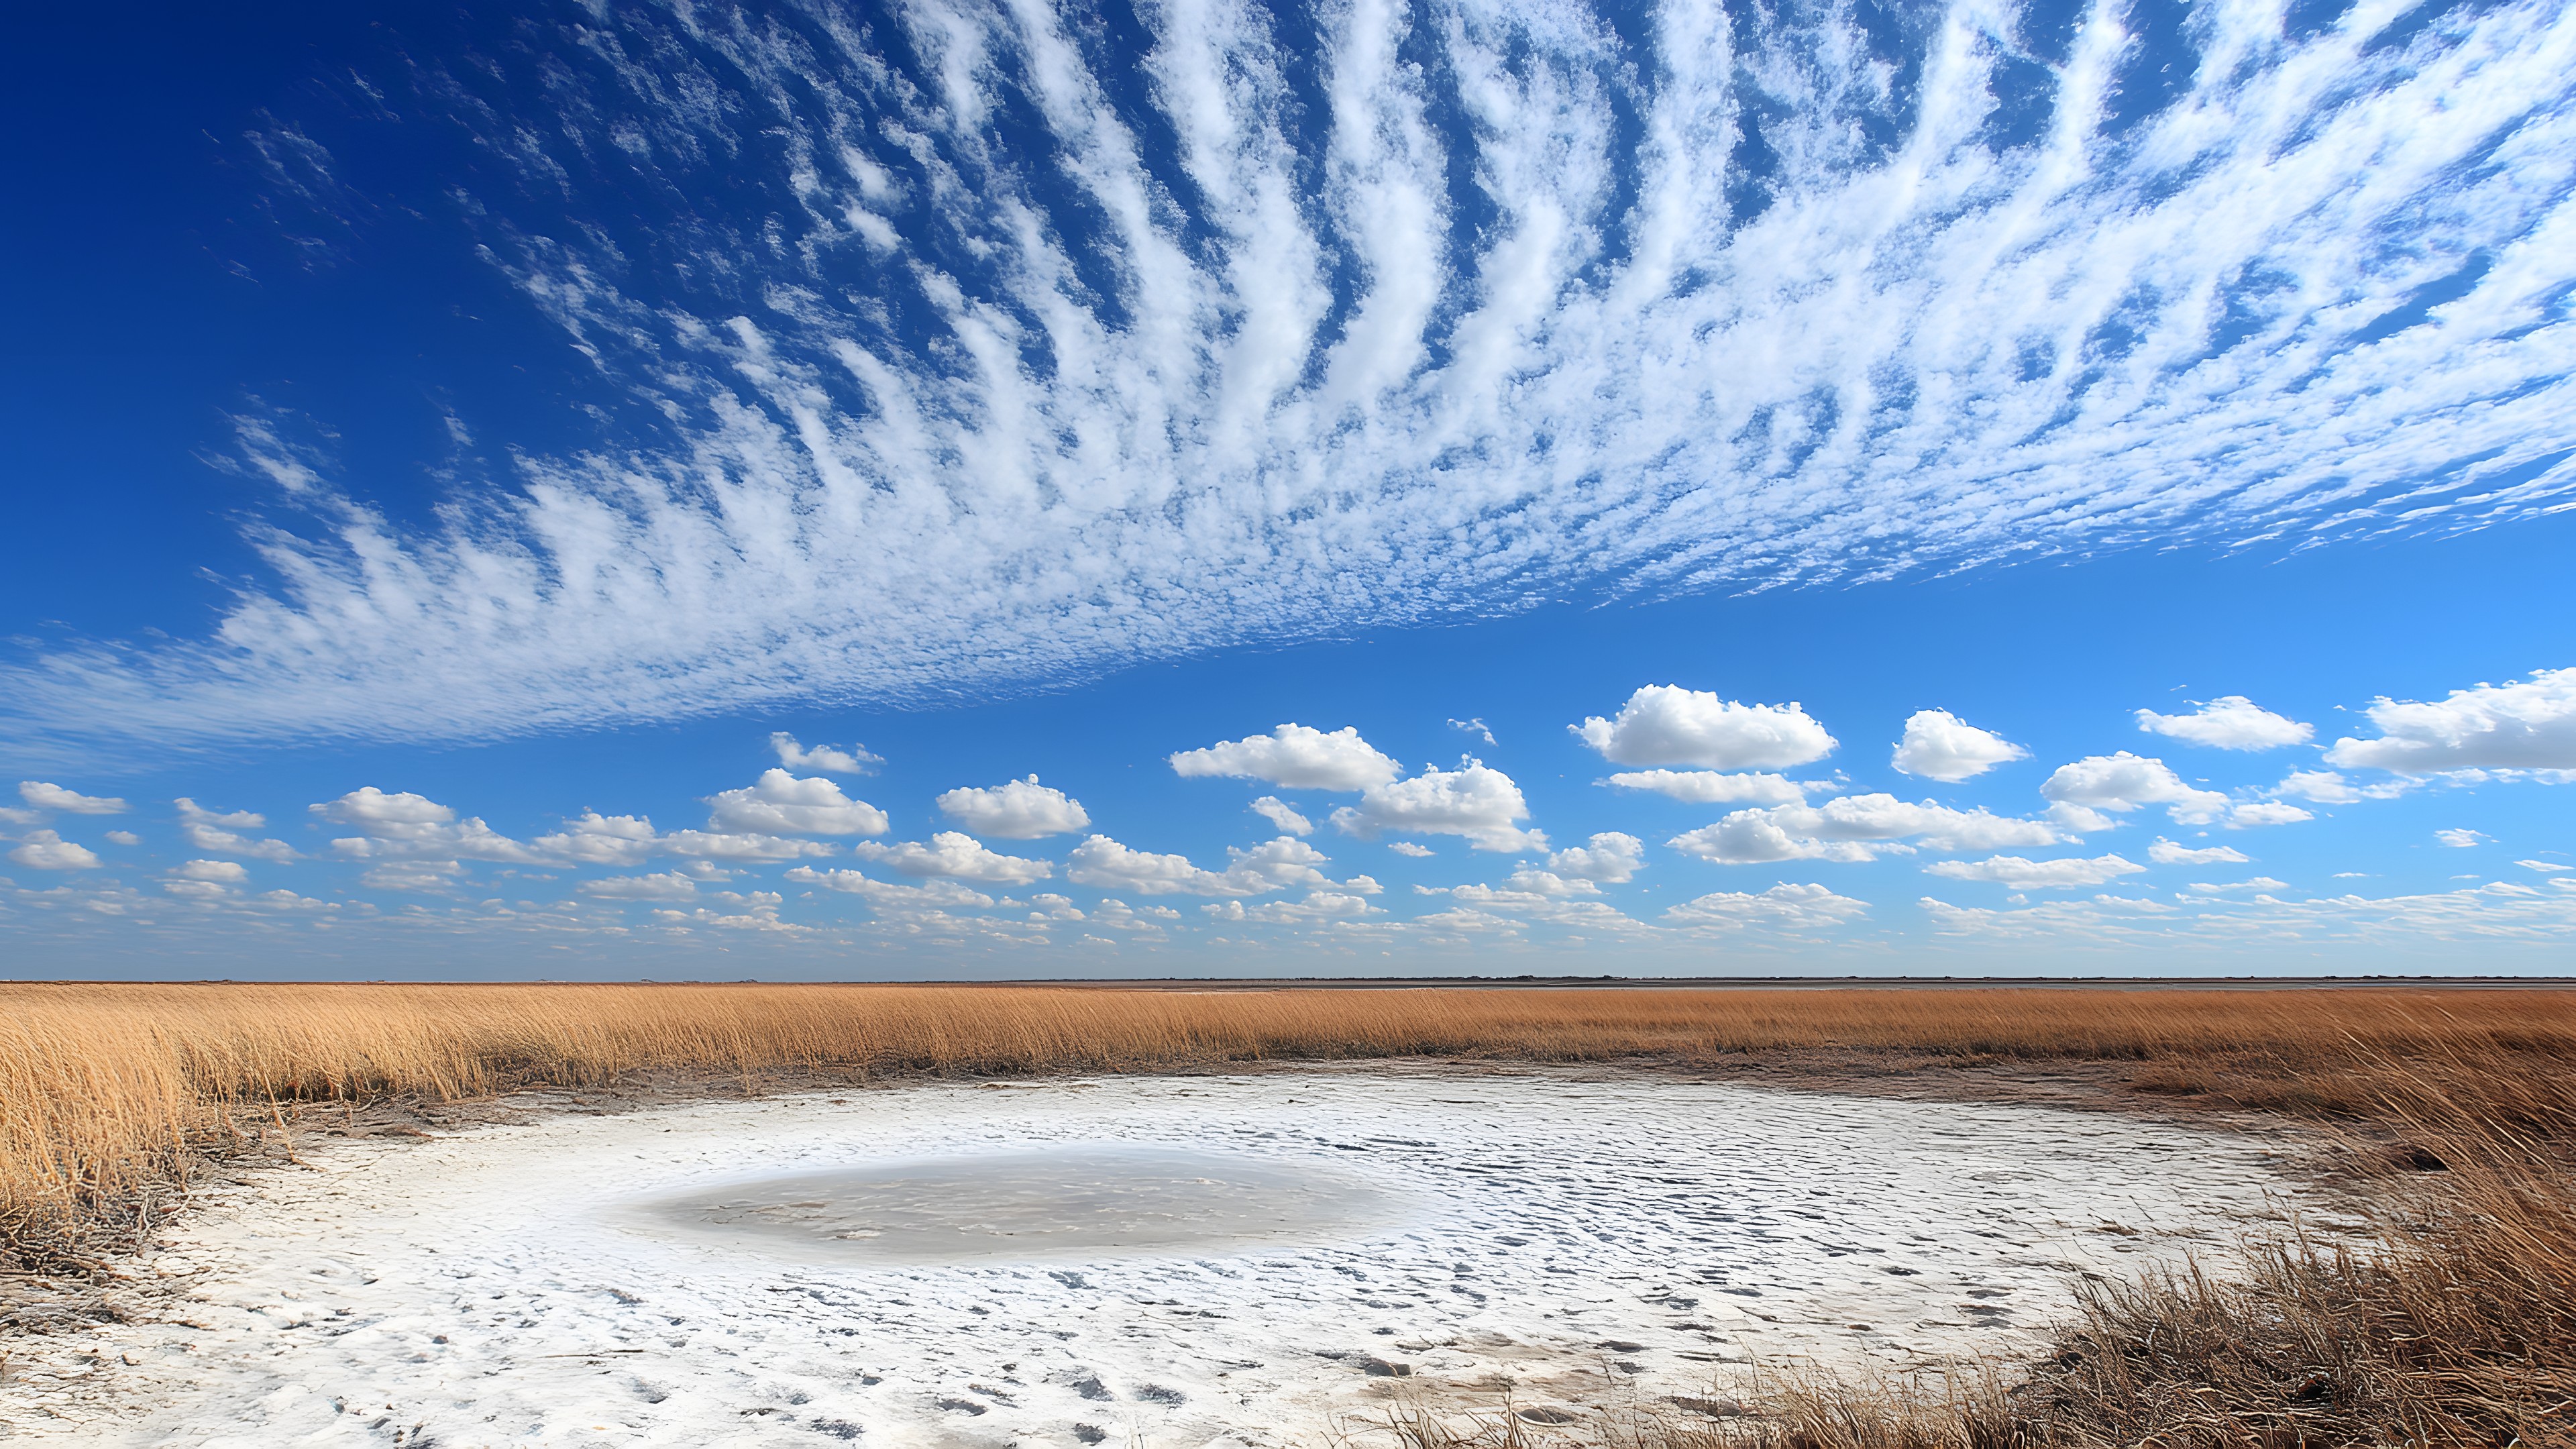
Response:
[[2, 982, 2571, 1446]]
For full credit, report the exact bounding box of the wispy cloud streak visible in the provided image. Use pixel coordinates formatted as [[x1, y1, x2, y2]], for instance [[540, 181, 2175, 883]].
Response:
[[9, 0, 2575, 751]]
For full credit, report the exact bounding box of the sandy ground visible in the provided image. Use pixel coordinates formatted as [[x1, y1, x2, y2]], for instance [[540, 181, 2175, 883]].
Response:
[[2, 1068, 2321, 1447]]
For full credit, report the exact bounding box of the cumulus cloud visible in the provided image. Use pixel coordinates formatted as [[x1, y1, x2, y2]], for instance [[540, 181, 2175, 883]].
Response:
[[104, 830, 141, 847], [2324, 669, 2576, 774], [852, 832, 1053, 885], [706, 770, 890, 836], [1924, 853, 2147, 890], [317, 788, 546, 863], [9, 831, 101, 870], [579, 872, 703, 900], [360, 860, 468, 893], [1448, 718, 1495, 745], [2148, 839, 2251, 866], [19, 782, 127, 814], [2225, 802, 2314, 828], [2273, 770, 2414, 804], [2041, 753, 2233, 826], [1169, 725, 1400, 792], [654, 829, 837, 862], [1201, 890, 1384, 925], [2434, 828, 2487, 848], [172, 800, 300, 863], [1572, 688, 1835, 770], [1546, 833, 1646, 884], [1248, 796, 1313, 835], [769, 733, 882, 775], [934, 776, 1091, 839], [172, 859, 250, 883], [2136, 696, 2312, 751], [1063, 833, 1352, 896], [1668, 794, 2062, 864], [1664, 883, 1869, 932], [1891, 711, 2028, 782], [3, 0, 2571, 757], [1601, 769, 1807, 806], [784, 867, 997, 911], [176, 799, 264, 829], [1330, 759, 1542, 852], [1387, 841, 1435, 858]]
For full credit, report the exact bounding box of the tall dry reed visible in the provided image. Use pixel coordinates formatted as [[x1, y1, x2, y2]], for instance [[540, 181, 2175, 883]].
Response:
[[5, 982, 2575, 1273]]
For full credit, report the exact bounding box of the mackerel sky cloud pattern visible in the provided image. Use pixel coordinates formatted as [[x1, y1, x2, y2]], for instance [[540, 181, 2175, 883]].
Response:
[[4, 0, 2574, 751]]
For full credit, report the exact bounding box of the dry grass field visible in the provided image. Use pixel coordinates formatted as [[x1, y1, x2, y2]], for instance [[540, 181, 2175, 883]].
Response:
[[5, 981, 2574, 1446]]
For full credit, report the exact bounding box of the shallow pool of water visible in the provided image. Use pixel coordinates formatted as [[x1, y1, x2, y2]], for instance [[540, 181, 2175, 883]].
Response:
[[631, 1144, 1395, 1263]]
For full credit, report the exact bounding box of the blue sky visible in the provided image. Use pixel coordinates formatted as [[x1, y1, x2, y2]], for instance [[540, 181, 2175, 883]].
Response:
[[3, 0, 2572, 978]]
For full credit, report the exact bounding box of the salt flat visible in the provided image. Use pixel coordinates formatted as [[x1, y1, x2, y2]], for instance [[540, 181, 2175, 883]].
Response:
[[8, 1069, 2312, 1447]]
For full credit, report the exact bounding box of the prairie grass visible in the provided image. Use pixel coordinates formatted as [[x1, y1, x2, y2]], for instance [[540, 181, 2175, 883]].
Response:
[[6, 981, 2573, 1272], [5, 981, 2574, 1443]]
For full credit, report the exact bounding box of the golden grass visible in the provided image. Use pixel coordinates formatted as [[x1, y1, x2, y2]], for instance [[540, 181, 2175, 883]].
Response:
[[8, 981, 2576, 1444], [7, 980, 2575, 1273]]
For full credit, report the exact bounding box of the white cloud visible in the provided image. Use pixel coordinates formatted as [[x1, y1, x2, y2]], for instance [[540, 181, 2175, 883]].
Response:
[[104, 830, 142, 847], [1664, 883, 1869, 932], [2148, 839, 2251, 866], [1248, 796, 1313, 835], [5, 3, 2573, 757], [2273, 769, 2414, 804], [361, 860, 467, 893], [1546, 833, 1646, 884], [1448, 717, 1495, 745], [1925, 853, 2147, 890], [655, 829, 837, 862], [1201, 890, 1384, 924], [2135, 696, 2313, 751], [2041, 753, 2233, 826], [1602, 769, 1807, 806], [0, 806, 36, 826], [2434, 828, 2487, 848], [1061, 833, 1350, 896], [1891, 710, 2028, 782], [531, 812, 656, 865], [2520, 859, 2571, 873], [579, 872, 703, 900], [786, 866, 996, 910], [934, 776, 1091, 839], [161, 878, 233, 902], [19, 782, 128, 814], [1169, 725, 1400, 792], [2224, 801, 2314, 829], [9, 831, 101, 871], [1572, 688, 1835, 770], [1922, 879, 2576, 949], [1330, 759, 1542, 853], [2187, 877, 2291, 893], [1065, 836, 1263, 897], [769, 733, 882, 775], [177, 798, 265, 830], [1386, 841, 1434, 858], [172, 859, 250, 883], [852, 832, 1053, 885], [1668, 794, 2062, 865], [318, 788, 547, 863], [174, 798, 297, 861], [180, 822, 299, 861], [706, 769, 890, 836], [2325, 669, 2576, 775]]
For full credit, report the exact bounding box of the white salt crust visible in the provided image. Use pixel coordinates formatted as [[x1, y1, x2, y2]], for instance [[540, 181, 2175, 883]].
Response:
[[5, 1069, 2310, 1446]]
